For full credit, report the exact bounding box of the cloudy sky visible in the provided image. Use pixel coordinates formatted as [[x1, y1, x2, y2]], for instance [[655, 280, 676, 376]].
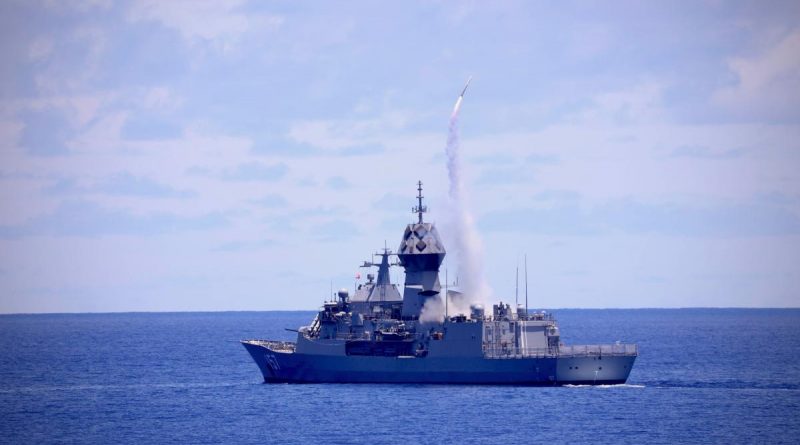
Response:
[[1, 1, 798, 313]]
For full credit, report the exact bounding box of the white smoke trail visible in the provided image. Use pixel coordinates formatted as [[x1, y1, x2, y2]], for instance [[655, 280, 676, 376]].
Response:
[[420, 289, 476, 323], [419, 297, 445, 323], [444, 82, 491, 312], [419, 81, 492, 324]]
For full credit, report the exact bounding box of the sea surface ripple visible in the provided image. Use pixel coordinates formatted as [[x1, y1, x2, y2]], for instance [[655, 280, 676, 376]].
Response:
[[1, 309, 798, 444]]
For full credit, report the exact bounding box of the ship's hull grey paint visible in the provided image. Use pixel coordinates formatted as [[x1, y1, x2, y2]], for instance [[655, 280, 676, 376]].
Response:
[[242, 341, 635, 385], [240, 184, 638, 386]]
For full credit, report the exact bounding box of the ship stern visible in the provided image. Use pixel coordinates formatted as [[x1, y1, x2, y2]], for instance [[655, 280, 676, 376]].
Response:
[[555, 344, 638, 385]]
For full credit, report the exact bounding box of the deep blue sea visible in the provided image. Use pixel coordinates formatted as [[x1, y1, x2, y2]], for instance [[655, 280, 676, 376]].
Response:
[[1, 309, 799, 444]]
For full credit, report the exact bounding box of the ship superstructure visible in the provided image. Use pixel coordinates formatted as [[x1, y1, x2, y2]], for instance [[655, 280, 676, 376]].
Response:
[[242, 182, 638, 384]]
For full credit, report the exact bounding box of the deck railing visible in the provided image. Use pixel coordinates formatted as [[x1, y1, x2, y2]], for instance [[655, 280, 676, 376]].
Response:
[[483, 343, 638, 359], [246, 339, 638, 358], [483, 347, 552, 358], [558, 344, 638, 357], [245, 340, 296, 353]]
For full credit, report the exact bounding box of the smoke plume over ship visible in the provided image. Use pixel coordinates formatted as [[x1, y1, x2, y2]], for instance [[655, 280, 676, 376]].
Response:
[[421, 77, 492, 322]]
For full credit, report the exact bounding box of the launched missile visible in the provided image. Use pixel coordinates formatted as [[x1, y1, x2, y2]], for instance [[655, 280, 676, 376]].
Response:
[[460, 76, 472, 97], [450, 76, 472, 118]]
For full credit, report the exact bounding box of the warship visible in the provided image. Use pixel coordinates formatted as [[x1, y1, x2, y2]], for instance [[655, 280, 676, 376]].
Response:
[[242, 182, 638, 385]]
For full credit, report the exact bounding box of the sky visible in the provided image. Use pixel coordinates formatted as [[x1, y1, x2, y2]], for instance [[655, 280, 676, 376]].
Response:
[[0, 0, 799, 313]]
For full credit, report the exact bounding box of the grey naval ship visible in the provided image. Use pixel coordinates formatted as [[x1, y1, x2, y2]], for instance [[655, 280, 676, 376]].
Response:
[[242, 182, 638, 385]]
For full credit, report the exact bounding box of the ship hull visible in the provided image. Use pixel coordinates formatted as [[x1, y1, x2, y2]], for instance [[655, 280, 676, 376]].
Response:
[[242, 341, 635, 385]]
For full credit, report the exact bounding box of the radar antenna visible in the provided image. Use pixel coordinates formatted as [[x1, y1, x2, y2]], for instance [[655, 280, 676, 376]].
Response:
[[412, 180, 427, 224], [360, 247, 397, 302]]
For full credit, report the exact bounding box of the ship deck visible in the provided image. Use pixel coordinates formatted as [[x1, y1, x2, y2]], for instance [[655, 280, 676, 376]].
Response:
[[243, 339, 638, 359], [242, 339, 296, 353], [483, 343, 638, 358]]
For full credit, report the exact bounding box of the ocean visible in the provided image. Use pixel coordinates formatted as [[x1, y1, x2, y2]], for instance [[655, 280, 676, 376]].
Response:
[[1, 309, 798, 444]]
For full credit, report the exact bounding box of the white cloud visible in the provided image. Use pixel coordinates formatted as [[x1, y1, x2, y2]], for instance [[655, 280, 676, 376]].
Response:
[[127, 0, 283, 50], [140, 86, 183, 111], [28, 36, 54, 62], [714, 29, 800, 119], [0, 120, 24, 150], [287, 110, 418, 150], [31, 25, 109, 94], [443, 0, 479, 25], [572, 81, 665, 125], [460, 119, 800, 209], [3, 92, 116, 131], [2, 1, 800, 311]]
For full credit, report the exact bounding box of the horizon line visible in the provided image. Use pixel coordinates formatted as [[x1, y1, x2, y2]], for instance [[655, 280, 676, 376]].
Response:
[[1, 306, 799, 316]]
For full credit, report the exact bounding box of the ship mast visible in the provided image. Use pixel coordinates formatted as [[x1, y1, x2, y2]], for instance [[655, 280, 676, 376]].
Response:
[[515, 259, 519, 308], [524, 254, 528, 319], [399, 180, 445, 319], [412, 180, 427, 224]]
